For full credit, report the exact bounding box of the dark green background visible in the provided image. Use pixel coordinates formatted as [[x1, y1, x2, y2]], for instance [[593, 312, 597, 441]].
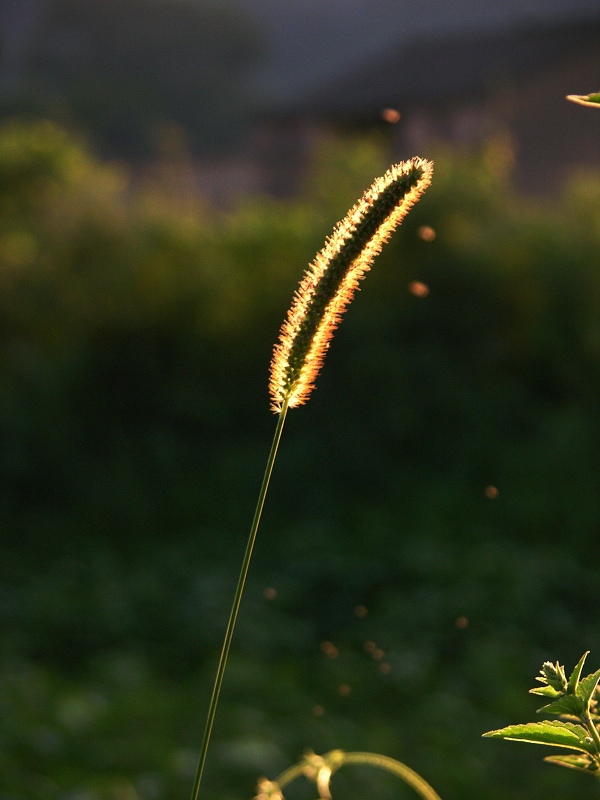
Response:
[[1, 121, 600, 800]]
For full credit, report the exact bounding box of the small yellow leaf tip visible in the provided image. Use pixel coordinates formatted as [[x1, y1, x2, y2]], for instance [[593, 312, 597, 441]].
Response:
[[566, 93, 600, 108]]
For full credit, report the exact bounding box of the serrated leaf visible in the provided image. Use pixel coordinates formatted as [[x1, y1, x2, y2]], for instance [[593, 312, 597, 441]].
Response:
[[530, 685, 562, 698], [538, 695, 584, 716], [568, 652, 589, 694], [544, 754, 598, 773], [577, 669, 600, 708], [482, 721, 597, 754]]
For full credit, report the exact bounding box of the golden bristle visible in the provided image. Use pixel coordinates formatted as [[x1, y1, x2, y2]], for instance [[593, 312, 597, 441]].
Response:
[[269, 157, 433, 413]]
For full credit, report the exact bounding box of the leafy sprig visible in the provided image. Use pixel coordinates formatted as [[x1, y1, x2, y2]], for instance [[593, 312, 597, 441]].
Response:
[[483, 652, 600, 776]]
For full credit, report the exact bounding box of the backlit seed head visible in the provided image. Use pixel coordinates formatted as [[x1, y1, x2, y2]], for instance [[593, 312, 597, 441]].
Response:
[[269, 158, 433, 412]]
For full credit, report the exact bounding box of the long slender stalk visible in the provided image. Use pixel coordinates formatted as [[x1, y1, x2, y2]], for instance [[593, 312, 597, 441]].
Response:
[[190, 400, 289, 800], [191, 159, 432, 800]]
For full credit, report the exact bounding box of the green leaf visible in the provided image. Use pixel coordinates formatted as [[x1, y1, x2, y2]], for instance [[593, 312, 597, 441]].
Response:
[[482, 721, 597, 754], [530, 685, 563, 698], [544, 754, 598, 773], [538, 695, 584, 716], [577, 669, 600, 709], [568, 652, 589, 694]]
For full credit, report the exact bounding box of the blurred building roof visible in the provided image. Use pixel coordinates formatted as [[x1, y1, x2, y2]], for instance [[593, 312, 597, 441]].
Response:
[[290, 18, 600, 117], [234, 0, 600, 109], [233, 1, 600, 197]]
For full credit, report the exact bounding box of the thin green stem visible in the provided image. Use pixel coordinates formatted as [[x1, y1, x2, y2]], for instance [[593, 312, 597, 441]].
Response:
[[582, 711, 600, 757], [190, 401, 289, 800], [341, 752, 442, 800], [274, 762, 307, 789]]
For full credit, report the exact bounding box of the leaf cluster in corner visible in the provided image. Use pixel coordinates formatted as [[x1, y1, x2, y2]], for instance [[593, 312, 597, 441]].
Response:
[[530, 652, 600, 718], [483, 652, 600, 777]]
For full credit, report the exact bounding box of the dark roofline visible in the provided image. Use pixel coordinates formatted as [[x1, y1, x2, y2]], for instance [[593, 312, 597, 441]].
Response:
[[269, 18, 600, 118]]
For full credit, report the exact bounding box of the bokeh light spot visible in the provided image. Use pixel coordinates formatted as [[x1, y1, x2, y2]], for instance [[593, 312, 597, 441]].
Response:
[[381, 108, 401, 124], [321, 641, 339, 659], [408, 280, 430, 298], [418, 225, 436, 242]]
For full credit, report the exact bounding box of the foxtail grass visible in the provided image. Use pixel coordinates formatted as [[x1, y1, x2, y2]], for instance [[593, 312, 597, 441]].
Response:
[[190, 158, 433, 800], [269, 157, 432, 412]]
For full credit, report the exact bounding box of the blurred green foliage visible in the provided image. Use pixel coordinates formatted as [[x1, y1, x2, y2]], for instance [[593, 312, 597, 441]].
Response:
[[1, 120, 600, 800]]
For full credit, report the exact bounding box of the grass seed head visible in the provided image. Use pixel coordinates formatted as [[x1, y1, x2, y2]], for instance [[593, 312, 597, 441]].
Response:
[[269, 157, 433, 412]]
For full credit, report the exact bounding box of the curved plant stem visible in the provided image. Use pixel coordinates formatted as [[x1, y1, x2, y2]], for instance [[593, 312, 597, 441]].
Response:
[[274, 761, 307, 789], [341, 752, 442, 800], [275, 751, 442, 800], [190, 401, 289, 800]]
